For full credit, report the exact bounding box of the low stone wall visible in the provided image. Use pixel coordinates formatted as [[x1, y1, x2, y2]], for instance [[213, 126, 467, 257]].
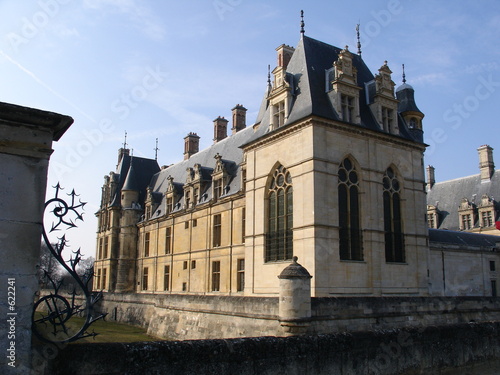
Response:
[[310, 296, 500, 332], [48, 322, 500, 375], [94, 293, 500, 340], [98, 293, 281, 340]]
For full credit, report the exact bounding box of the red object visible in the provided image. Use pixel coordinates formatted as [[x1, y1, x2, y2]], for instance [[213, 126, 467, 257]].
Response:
[[495, 221, 500, 230]]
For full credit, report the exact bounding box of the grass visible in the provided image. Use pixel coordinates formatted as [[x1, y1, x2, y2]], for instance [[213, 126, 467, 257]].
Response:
[[33, 312, 162, 344]]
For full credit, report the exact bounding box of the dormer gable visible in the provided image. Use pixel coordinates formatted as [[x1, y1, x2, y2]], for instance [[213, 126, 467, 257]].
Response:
[[328, 45, 361, 124], [368, 61, 399, 135]]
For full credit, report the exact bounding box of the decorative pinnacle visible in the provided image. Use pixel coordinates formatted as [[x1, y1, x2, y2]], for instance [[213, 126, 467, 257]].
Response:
[[402, 63, 406, 83], [300, 10, 305, 35], [356, 23, 362, 56], [123, 131, 128, 149], [154, 138, 159, 161]]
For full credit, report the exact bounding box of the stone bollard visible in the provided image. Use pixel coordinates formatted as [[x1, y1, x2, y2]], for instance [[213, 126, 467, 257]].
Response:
[[278, 256, 312, 335]]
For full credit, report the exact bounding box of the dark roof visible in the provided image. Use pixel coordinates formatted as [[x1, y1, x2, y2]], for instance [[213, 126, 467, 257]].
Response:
[[146, 34, 424, 220], [429, 228, 500, 249], [427, 171, 500, 230], [111, 153, 160, 207]]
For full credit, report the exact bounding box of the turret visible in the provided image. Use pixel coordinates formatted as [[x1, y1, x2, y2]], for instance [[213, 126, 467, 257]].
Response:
[[396, 65, 424, 142], [121, 160, 140, 208]]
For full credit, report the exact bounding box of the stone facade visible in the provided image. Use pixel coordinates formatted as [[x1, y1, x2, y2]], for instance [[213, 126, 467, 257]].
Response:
[[94, 31, 431, 298], [0, 102, 72, 373]]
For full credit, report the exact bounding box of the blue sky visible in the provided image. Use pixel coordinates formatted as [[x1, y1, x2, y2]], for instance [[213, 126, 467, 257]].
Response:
[[1, 0, 499, 256]]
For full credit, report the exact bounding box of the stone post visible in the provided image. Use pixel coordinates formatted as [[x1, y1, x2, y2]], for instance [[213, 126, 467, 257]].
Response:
[[278, 256, 312, 335], [0, 102, 72, 374]]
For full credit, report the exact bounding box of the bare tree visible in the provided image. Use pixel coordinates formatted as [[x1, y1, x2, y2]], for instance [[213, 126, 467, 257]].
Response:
[[37, 241, 62, 288]]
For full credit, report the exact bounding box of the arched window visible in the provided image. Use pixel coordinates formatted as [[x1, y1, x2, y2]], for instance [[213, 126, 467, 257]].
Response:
[[265, 165, 293, 262], [383, 167, 405, 262], [338, 158, 363, 260]]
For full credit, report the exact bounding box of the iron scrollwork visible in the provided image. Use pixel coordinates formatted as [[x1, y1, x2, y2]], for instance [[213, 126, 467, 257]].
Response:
[[32, 184, 106, 343]]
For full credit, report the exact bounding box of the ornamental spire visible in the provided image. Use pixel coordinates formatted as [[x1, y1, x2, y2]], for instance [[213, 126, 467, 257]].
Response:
[[402, 63, 406, 83], [300, 10, 305, 35], [356, 23, 362, 56]]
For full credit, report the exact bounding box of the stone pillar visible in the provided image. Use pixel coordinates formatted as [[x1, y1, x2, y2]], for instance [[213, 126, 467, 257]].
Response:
[[0, 102, 72, 374], [278, 256, 312, 336]]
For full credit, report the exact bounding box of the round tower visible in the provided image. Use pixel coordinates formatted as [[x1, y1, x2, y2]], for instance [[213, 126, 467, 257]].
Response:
[[396, 66, 424, 143]]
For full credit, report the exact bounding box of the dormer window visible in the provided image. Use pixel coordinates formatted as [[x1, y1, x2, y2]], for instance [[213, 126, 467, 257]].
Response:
[[166, 196, 173, 214], [458, 198, 476, 230], [409, 117, 417, 129], [382, 107, 394, 133], [213, 178, 223, 200], [427, 205, 439, 229], [341, 94, 355, 122], [273, 101, 286, 128], [193, 187, 199, 205], [185, 190, 191, 209], [212, 153, 230, 202], [478, 194, 495, 227]]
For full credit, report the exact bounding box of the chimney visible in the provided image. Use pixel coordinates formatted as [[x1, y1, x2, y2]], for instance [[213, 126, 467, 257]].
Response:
[[478, 145, 495, 181], [213, 116, 228, 143], [183, 132, 200, 160], [426, 165, 435, 190], [231, 104, 247, 134], [117, 147, 130, 165], [276, 44, 295, 69]]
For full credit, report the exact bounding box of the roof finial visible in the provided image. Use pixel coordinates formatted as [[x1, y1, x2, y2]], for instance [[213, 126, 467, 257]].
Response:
[[402, 63, 406, 83], [267, 64, 271, 89], [154, 138, 159, 161], [356, 23, 362, 56], [300, 10, 305, 35], [123, 130, 128, 149]]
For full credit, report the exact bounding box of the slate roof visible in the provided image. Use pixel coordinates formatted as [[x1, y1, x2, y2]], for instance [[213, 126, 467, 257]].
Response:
[[110, 153, 160, 207], [429, 228, 500, 249], [426, 171, 500, 230], [145, 35, 423, 220]]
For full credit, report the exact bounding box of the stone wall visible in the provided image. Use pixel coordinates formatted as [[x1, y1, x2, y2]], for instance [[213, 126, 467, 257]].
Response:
[[95, 292, 500, 340], [48, 322, 500, 375], [0, 102, 72, 374]]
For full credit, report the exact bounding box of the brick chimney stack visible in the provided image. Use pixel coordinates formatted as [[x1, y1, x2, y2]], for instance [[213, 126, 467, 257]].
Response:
[[276, 44, 295, 69], [184, 132, 200, 160], [478, 145, 495, 181], [231, 104, 247, 134], [213, 116, 228, 143], [426, 165, 435, 190]]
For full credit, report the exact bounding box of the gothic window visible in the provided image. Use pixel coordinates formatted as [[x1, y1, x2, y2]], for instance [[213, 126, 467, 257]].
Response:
[[383, 167, 405, 263], [265, 165, 293, 262], [338, 158, 363, 260], [341, 94, 355, 122], [212, 261, 221, 292]]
